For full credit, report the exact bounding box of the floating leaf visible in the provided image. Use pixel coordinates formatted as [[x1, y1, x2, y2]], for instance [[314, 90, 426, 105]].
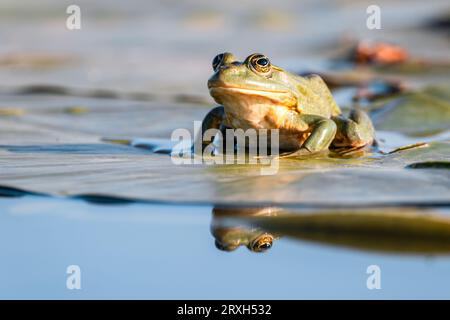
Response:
[[371, 85, 450, 136], [406, 161, 450, 169]]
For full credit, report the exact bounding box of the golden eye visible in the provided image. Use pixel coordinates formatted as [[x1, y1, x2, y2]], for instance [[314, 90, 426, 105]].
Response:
[[212, 53, 225, 72], [250, 234, 274, 252], [249, 54, 271, 74]]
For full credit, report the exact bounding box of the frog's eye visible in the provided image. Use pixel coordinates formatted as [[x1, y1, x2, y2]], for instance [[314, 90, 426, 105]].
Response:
[[212, 53, 225, 72], [249, 233, 273, 253], [249, 54, 272, 75]]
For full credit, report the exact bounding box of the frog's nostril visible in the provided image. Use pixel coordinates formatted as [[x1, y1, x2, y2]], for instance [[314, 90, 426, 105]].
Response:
[[212, 53, 225, 71]]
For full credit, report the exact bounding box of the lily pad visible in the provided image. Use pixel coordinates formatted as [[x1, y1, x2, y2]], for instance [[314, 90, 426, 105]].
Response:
[[0, 91, 449, 207], [406, 161, 450, 169], [370, 85, 450, 136]]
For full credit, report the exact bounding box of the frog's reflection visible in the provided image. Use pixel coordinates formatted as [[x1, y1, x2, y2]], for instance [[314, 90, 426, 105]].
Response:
[[211, 207, 280, 253], [210, 206, 450, 255]]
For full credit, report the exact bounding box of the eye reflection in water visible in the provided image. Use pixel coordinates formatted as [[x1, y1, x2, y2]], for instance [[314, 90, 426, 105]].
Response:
[[211, 207, 280, 253]]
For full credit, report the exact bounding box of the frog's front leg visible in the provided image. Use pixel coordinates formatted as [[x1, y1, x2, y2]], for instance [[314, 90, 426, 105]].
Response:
[[331, 109, 375, 149], [281, 113, 337, 155], [192, 106, 228, 154]]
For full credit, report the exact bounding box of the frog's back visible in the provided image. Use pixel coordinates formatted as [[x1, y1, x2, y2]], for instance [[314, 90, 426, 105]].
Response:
[[294, 74, 341, 118]]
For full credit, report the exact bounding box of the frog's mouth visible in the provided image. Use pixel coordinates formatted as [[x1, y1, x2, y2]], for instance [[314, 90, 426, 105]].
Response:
[[208, 83, 297, 109]]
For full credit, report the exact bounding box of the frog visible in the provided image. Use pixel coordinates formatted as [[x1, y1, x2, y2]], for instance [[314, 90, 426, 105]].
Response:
[[211, 206, 279, 253], [196, 52, 375, 156]]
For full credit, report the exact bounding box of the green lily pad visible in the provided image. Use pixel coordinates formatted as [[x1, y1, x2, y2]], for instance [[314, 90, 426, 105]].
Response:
[[0, 91, 449, 207], [371, 85, 450, 137]]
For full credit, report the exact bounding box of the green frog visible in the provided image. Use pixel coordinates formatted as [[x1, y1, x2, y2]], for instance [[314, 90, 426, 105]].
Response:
[[198, 52, 375, 155]]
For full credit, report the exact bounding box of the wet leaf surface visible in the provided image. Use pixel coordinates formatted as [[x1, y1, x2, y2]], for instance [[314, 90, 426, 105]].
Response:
[[370, 85, 450, 136], [0, 91, 449, 208]]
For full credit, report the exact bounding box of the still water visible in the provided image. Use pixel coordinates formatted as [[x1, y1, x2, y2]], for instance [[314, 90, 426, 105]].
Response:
[[1, 196, 449, 299]]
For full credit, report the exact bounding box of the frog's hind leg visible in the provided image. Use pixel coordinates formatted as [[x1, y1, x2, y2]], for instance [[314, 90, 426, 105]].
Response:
[[331, 109, 375, 150], [302, 116, 337, 153]]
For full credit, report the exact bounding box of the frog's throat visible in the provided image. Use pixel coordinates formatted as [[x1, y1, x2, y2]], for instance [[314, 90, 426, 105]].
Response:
[[208, 86, 297, 108]]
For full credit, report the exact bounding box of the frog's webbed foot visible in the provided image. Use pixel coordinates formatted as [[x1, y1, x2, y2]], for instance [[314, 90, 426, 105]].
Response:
[[331, 109, 375, 150]]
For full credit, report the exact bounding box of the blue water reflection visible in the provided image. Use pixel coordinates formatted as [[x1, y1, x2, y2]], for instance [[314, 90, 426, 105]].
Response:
[[0, 197, 449, 299]]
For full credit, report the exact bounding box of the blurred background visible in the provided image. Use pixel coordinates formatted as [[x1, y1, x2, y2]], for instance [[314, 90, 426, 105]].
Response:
[[0, 0, 448, 96]]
